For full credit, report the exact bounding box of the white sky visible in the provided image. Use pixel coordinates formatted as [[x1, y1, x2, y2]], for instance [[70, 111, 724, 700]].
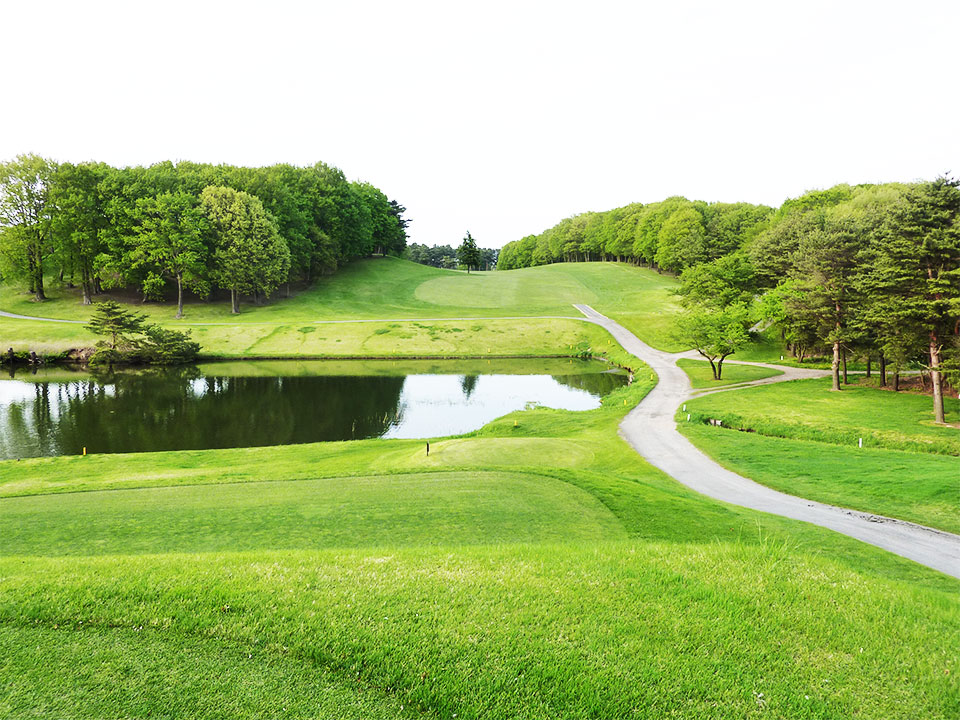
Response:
[[2, 0, 957, 248]]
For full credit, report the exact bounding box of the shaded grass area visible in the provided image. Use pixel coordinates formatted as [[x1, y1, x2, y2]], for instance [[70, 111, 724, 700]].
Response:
[[682, 424, 960, 534], [677, 358, 783, 388], [683, 377, 960, 455]]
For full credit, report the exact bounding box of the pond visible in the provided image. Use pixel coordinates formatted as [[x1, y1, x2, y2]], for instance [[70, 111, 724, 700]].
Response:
[[0, 359, 628, 459]]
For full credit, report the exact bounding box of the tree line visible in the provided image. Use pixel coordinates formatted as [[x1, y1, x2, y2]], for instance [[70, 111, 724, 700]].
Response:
[[0, 155, 408, 315], [501, 179, 960, 423], [497, 198, 772, 273], [405, 240, 498, 271]]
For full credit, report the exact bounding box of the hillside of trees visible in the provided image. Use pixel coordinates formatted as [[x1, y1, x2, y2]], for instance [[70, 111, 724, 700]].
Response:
[[0, 155, 408, 315], [500, 179, 960, 423]]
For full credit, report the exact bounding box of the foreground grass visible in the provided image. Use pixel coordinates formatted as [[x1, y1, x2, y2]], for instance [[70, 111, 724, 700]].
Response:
[[677, 358, 783, 388], [4, 541, 957, 720], [1, 471, 626, 556], [681, 378, 960, 533]]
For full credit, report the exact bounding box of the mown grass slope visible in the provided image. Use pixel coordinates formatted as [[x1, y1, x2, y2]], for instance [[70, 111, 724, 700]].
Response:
[[681, 377, 960, 533], [0, 258, 684, 354]]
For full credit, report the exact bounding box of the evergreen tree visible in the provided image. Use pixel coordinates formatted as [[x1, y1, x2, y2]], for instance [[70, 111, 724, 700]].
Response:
[[457, 231, 481, 273]]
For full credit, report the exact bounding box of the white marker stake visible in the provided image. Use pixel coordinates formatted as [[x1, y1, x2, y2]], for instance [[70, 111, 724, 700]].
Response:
[[687, 413, 691, 421], [858, 438, 863, 448]]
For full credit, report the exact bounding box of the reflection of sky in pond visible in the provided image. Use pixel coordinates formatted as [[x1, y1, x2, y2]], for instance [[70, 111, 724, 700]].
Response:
[[0, 367, 624, 458], [381, 374, 602, 439]]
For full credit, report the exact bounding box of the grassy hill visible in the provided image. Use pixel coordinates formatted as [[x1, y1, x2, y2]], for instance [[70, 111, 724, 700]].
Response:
[[0, 259, 684, 356]]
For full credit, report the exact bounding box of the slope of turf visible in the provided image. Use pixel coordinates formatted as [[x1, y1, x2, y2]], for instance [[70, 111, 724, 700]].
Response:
[[681, 378, 960, 532], [682, 425, 960, 534], [0, 258, 684, 354], [683, 377, 960, 454], [1, 471, 626, 556], [677, 358, 783, 388]]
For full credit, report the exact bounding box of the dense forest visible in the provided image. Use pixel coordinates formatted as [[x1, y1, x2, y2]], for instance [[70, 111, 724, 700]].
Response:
[[499, 179, 960, 422], [0, 154, 408, 315]]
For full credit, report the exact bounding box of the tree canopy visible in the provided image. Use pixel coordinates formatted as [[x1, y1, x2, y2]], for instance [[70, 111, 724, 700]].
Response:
[[0, 156, 409, 311]]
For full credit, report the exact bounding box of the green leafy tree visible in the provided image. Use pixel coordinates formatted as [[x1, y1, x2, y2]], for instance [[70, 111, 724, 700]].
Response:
[[49, 161, 108, 304], [200, 186, 291, 314], [655, 204, 707, 273], [675, 303, 752, 379], [132, 191, 209, 318], [677, 253, 757, 307], [85, 300, 200, 365], [457, 231, 481, 273], [0, 154, 56, 300]]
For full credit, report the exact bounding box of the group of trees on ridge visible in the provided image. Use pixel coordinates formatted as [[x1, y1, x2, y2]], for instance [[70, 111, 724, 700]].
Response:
[[497, 198, 771, 273], [0, 154, 408, 316], [501, 179, 960, 424], [405, 239, 498, 271]]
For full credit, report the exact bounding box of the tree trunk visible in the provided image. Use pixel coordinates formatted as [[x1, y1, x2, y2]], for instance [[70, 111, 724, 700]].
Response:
[[31, 251, 46, 301], [716, 356, 726, 380], [930, 331, 945, 423], [230, 289, 239, 314], [831, 340, 841, 391], [175, 273, 184, 319], [865, 355, 871, 379], [708, 358, 718, 380], [879, 353, 887, 386], [841, 348, 848, 385], [81, 267, 92, 305], [893, 372, 900, 392]]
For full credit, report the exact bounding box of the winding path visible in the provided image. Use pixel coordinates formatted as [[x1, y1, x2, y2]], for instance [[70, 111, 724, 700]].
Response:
[[575, 304, 960, 579]]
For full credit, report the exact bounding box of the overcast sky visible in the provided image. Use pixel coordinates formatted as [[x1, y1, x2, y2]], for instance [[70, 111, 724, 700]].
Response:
[[3, 1, 957, 248]]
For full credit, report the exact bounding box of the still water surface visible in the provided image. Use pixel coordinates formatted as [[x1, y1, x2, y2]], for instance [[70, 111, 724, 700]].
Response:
[[0, 359, 627, 458]]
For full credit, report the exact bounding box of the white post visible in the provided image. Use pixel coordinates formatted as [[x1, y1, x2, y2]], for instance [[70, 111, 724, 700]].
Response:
[[858, 438, 863, 448]]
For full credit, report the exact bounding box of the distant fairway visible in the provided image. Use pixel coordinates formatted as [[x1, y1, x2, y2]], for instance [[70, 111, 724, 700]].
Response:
[[0, 258, 684, 354]]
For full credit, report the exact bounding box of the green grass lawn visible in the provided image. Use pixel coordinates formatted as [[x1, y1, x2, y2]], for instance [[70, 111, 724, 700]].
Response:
[[0, 259, 684, 355], [683, 377, 960, 454], [677, 358, 783, 388], [680, 377, 960, 533], [1, 368, 958, 718]]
